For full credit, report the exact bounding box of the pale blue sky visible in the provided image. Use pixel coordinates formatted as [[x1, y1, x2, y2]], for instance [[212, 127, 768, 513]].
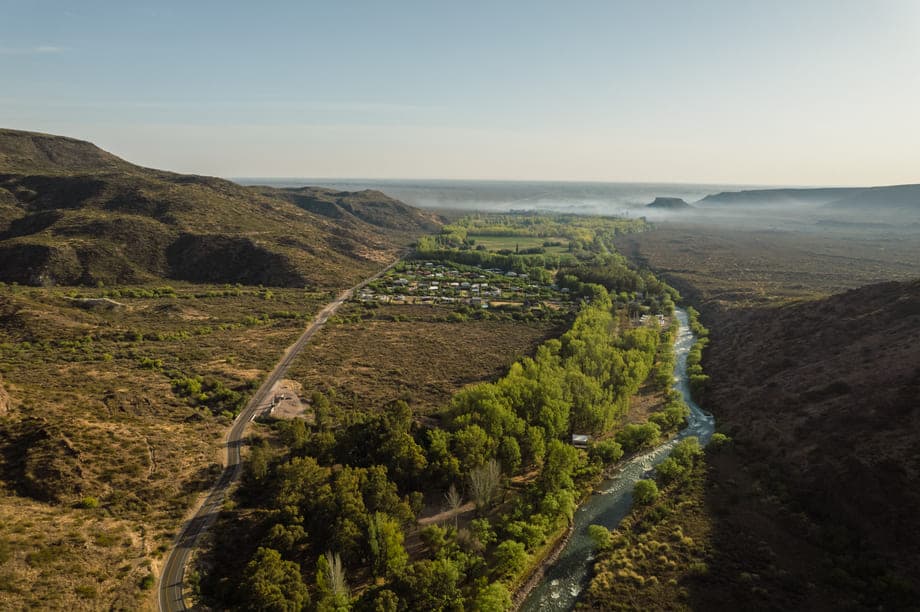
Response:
[[1, 1, 918, 184]]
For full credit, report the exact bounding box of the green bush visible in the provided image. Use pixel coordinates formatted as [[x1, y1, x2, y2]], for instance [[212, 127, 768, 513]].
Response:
[[655, 457, 686, 484], [589, 439, 624, 464], [633, 479, 659, 505], [615, 423, 661, 454], [708, 432, 732, 450], [139, 573, 155, 590], [78, 496, 100, 509], [588, 524, 613, 550]]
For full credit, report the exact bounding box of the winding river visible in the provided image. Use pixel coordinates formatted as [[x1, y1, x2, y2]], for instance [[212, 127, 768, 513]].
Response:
[[520, 307, 715, 611]]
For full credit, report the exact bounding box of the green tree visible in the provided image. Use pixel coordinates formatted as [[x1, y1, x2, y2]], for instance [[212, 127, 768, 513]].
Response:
[[589, 439, 623, 464], [315, 551, 349, 612], [263, 522, 308, 560], [587, 524, 612, 550], [367, 513, 408, 579], [654, 457, 685, 485], [539, 439, 580, 494], [393, 558, 463, 610], [470, 581, 513, 611], [240, 547, 309, 612], [633, 479, 659, 505], [671, 436, 702, 467], [492, 540, 528, 579], [614, 422, 661, 454], [497, 436, 522, 475], [452, 424, 498, 473]]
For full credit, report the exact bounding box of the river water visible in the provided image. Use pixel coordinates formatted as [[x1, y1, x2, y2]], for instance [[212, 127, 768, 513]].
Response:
[[520, 308, 715, 611]]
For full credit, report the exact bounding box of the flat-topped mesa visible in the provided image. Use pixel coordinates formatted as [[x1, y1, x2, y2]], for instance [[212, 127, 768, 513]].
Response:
[[646, 196, 692, 210]]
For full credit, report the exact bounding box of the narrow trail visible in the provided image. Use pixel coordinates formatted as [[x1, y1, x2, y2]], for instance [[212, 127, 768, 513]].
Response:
[[157, 257, 402, 612]]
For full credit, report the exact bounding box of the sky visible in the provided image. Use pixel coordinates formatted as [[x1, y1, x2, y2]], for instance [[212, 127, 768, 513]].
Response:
[[1, 0, 919, 185]]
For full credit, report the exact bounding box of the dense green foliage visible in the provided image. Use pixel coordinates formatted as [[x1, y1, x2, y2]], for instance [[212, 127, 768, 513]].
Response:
[[685, 307, 710, 399], [198, 215, 687, 611], [633, 479, 660, 505], [172, 374, 246, 416]]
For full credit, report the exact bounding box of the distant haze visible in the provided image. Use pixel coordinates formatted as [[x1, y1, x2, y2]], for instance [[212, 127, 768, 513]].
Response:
[[237, 178, 762, 215], [2, 1, 919, 185]]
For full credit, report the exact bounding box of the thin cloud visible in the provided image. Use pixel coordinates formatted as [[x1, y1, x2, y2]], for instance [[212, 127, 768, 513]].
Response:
[[0, 45, 65, 55]]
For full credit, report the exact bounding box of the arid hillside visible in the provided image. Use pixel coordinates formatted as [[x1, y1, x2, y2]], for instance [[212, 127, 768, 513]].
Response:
[[0, 129, 441, 288], [613, 225, 920, 608], [704, 280, 920, 599]]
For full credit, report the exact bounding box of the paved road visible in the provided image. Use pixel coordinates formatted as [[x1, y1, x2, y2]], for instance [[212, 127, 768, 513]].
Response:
[[158, 258, 402, 611]]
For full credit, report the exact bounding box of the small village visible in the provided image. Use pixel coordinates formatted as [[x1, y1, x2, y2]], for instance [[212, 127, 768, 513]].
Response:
[[357, 260, 672, 330], [358, 260, 572, 310]]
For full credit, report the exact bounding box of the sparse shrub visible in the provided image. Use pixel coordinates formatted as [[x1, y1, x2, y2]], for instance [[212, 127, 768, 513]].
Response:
[[78, 496, 99, 509], [139, 573, 155, 590], [708, 432, 732, 450]]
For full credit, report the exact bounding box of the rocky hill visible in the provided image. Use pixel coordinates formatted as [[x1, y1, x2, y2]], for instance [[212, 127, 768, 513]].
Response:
[[697, 183, 920, 215], [696, 187, 858, 207], [824, 183, 920, 213], [0, 129, 441, 288], [252, 185, 440, 232]]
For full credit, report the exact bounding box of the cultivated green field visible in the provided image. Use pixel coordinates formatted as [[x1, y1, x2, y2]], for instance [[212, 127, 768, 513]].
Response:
[[469, 234, 570, 254]]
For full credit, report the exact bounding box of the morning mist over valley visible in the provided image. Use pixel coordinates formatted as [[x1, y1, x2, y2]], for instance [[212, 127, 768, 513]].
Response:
[[1, 2, 918, 611]]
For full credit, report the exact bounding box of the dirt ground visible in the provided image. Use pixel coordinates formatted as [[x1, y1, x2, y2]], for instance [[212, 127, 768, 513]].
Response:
[[264, 379, 310, 420]]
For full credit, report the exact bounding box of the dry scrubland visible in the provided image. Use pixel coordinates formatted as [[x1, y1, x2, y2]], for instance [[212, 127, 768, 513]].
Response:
[[287, 303, 567, 415], [614, 224, 920, 305], [589, 223, 920, 610], [0, 283, 327, 609]]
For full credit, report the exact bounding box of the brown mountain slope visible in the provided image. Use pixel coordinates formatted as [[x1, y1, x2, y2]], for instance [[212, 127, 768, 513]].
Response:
[[0, 128, 134, 175], [0, 128, 440, 287], [254, 185, 442, 232], [700, 279, 920, 604]]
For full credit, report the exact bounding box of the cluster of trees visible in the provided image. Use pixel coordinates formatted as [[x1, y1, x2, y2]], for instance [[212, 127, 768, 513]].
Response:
[[171, 374, 246, 416], [100, 285, 177, 299], [685, 307, 710, 399], [198, 216, 691, 610], [201, 287, 675, 610], [442, 212, 646, 241], [415, 215, 653, 286], [444, 289, 660, 472], [654, 437, 704, 486], [413, 238, 567, 279]]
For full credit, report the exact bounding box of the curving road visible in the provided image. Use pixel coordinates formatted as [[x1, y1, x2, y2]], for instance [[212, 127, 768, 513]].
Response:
[[158, 257, 402, 612]]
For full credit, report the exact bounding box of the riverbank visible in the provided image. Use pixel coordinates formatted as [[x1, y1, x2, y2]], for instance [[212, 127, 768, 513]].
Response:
[[517, 308, 715, 611]]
